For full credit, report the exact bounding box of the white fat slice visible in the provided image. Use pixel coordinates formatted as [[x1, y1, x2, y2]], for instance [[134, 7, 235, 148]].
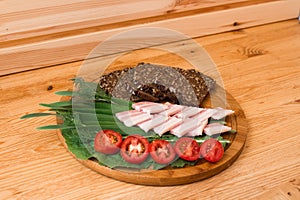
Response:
[[178, 107, 204, 119], [132, 102, 158, 111], [158, 104, 183, 117], [115, 110, 141, 121], [140, 104, 169, 114], [123, 113, 152, 127], [170, 116, 207, 137], [185, 119, 208, 136], [192, 109, 217, 122], [174, 107, 192, 118], [138, 115, 169, 132], [204, 123, 231, 136], [211, 107, 234, 120], [153, 117, 183, 136], [132, 101, 152, 109]]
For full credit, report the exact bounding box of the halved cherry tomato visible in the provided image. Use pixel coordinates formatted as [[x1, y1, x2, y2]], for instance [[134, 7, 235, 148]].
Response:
[[150, 140, 176, 165], [120, 135, 149, 164], [200, 138, 224, 163], [94, 130, 122, 154], [174, 137, 200, 161]]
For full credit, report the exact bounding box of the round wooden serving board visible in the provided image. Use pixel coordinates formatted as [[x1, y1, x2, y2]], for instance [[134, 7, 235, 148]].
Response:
[[56, 84, 247, 186]]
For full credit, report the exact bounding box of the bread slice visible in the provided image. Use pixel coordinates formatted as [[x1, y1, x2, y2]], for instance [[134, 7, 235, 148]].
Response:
[[98, 63, 215, 106]]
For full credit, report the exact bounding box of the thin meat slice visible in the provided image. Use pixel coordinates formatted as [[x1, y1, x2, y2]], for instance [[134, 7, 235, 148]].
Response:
[[138, 114, 168, 132], [192, 109, 217, 122], [153, 117, 183, 136], [140, 104, 169, 114], [211, 107, 234, 120], [204, 123, 231, 136], [132, 101, 152, 108], [115, 110, 141, 121], [158, 104, 183, 117], [132, 102, 158, 111], [123, 113, 152, 127], [185, 119, 208, 136], [174, 107, 191, 118], [176, 107, 204, 119], [170, 116, 206, 137]]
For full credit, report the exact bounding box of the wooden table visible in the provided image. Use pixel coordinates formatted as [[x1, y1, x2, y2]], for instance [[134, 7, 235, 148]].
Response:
[[0, 19, 299, 199]]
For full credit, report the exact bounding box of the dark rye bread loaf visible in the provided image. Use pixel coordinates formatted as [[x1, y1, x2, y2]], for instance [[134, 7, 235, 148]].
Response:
[[98, 63, 215, 107]]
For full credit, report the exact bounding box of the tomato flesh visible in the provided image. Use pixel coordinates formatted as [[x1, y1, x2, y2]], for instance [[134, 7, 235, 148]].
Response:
[[120, 135, 149, 164], [174, 138, 200, 161], [94, 130, 122, 154], [150, 140, 176, 165], [200, 138, 224, 163]]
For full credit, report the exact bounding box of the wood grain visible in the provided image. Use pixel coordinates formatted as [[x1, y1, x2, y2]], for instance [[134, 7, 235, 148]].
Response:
[[56, 84, 247, 186], [0, 20, 299, 199], [253, 177, 300, 200], [0, 0, 298, 76], [0, 0, 276, 44]]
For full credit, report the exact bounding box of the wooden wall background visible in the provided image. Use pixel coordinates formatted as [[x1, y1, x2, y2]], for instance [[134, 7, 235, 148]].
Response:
[[0, 0, 298, 76]]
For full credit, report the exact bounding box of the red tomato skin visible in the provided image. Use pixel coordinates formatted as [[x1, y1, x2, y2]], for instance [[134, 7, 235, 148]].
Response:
[[200, 138, 224, 163], [120, 135, 149, 164], [150, 140, 176, 165], [174, 138, 200, 161], [94, 130, 122, 154]]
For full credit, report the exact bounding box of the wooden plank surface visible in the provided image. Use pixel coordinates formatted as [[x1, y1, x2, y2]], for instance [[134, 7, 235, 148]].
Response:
[[253, 178, 300, 200], [0, 0, 272, 43], [0, 19, 299, 199], [0, 0, 298, 76]]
